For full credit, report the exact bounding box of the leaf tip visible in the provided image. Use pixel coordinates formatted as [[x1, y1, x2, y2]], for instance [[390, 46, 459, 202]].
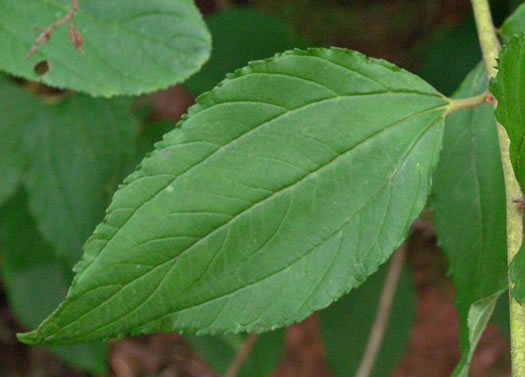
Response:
[[16, 330, 42, 345]]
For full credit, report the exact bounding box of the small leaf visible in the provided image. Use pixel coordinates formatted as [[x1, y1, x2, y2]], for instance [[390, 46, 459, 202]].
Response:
[[501, 3, 525, 44], [491, 33, 525, 189], [19, 48, 448, 345], [0, 191, 106, 375], [319, 260, 414, 377], [432, 64, 508, 376], [0, 75, 34, 205], [185, 8, 307, 95], [0, 0, 211, 96], [185, 330, 284, 377], [20, 94, 139, 266]]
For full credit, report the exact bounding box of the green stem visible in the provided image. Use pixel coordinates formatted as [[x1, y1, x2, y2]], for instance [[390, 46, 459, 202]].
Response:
[[445, 91, 489, 116], [471, 1, 525, 376], [354, 245, 407, 377], [224, 333, 258, 377]]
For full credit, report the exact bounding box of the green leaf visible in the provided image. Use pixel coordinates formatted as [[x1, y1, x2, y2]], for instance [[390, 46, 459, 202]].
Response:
[[185, 8, 307, 95], [511, 216, 525, 303], [501, 3, 525, 44], [0, 191, 106, 375], [432, 64, 508, 377], [491, 33, 525, 190], [319, 260, 414, 377], [0, 75, 34, 205], [19, 47, 448, 345], [492, 290, 510, 338], [20, 94, 139, 266], [0, 0, 211, 96], [417, 15, 481, 96], [185, 330, 284, 377]]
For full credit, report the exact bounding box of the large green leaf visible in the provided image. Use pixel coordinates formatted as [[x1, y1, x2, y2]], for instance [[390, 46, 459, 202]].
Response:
[[432, 64, 508, 377], [0, 191, 106, 375], [19, 48, 449, 345], [185, 330, 284, 377], [19, 94, 139, 266], [0, 0, 211, 96], [185, 7, 307, 95], [319, 260, 414, 377], [0, 76, 34, 205], [501, 3, 525, 44], [491, 33, 525, 189]]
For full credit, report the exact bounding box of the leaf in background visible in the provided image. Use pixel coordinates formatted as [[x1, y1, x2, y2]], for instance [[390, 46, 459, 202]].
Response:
[[0, 76, 34, 205], [185, 7, 307, 95], [185, 330, 284, 377], [319, 260, 414, 377], [501, 3, 525, 44], [432, 64, 508, 377], [417, 15, 481, 96], [0, 191, 106, 375], [19, 48, 448, 345], [19, 94, 139, 266], [492, 290, 510, 338], [118, 121, 175, 182], [511, 216, 525, 303], [491, 33, 525, 190], [0, 0, 211, 96]]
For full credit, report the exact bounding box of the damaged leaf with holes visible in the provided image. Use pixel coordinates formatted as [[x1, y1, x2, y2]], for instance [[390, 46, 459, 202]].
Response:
[[0, 0, 211, 96]]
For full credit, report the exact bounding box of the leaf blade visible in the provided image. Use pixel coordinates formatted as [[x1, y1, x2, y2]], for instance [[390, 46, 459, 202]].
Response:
[[491, 33, 525, 189], [501, 3, 525, 44], [19, 48, 448, 345], [0, 191, 107, 375], [20, 94, 139, 266], [0, 76, 34, 205], [432, 64, 508, 376], [0, 0, 211, 96]]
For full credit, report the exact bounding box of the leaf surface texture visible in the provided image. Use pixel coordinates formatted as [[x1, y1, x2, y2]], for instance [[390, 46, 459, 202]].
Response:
[[22, 95, 139, 265], [19, 48, 448, 345], [491, 33, 525, 188]]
